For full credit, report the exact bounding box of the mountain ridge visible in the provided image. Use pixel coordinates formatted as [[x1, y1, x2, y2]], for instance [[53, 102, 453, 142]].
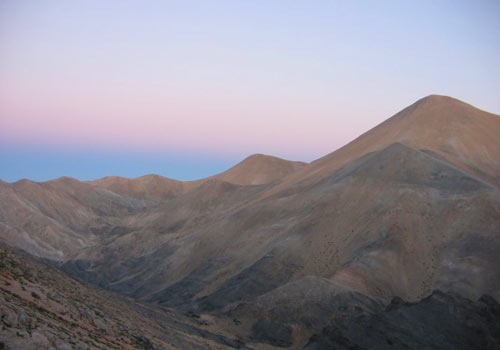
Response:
[[253, 94, 500, 205], [1, 95, 499, 349]]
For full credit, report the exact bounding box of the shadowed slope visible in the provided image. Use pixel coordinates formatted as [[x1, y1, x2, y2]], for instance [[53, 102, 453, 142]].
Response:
[[0, 245, 250, 350], [304, 291, 500, 350]]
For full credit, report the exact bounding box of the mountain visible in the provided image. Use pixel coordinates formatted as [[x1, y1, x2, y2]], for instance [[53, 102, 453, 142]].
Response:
[[1, 95, 499, 349], [0, 154, 304, 261], [89, 154, 306, 199], [0, 177, 144, 260], [89, 174, 186, 200], [265, 95, 500, 198], [210, 154, 307, 185]]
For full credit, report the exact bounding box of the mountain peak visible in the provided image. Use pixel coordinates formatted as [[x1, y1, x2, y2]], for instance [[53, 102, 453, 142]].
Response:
[[409, 94, 477, 112], [263, 95, 500, 194], [137, 174, 165, 180], [417, 94, 461, 104], [401, 95, 499, 125], [213, 154, 307, 185], [45, 176, 80, 185], [242, 153, 282, 161]]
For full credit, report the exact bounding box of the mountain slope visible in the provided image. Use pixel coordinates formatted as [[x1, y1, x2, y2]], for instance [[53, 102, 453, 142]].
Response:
[[55, 142, 500, 318], [0, 153, 305, 262], [89, 174, 186, 200], [0, 178, 147, 260], [185, 142, 500, 310], [304, 290, 500, 350], [3, 96, 498, 307], [0, 245, 249, 350]]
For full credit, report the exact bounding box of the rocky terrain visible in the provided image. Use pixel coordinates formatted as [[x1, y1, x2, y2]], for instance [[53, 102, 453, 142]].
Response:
[[304, 290, 500, 350], [1, 95, 499, 349], [0, 245, 251, 350]]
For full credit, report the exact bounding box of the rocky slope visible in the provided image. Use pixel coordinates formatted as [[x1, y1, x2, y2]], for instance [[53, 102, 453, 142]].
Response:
[[0, 245, 253, 350], [304, 290, 500, 350]]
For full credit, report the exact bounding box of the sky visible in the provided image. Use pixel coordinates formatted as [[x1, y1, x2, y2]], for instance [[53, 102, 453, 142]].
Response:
[[1, 0, 500, 182]]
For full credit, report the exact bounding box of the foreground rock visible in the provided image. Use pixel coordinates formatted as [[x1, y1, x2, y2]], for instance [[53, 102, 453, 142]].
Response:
[[0, 246, 247, 350]]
